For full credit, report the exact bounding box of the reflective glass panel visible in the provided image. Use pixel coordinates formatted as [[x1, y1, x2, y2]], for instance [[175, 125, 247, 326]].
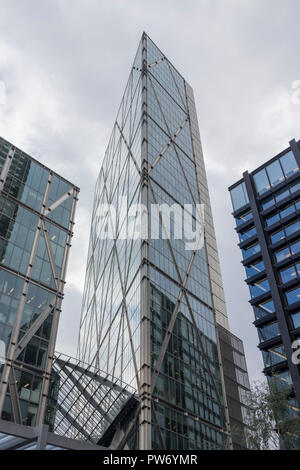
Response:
[[280, 204, 295, 219], [291, 240, 300, 255], [245, 260, 265, 278], [263, 345, 286, 367], [275, 188, 290, 202], [239, 226, 257, 243], [291, 312, 300, 329], [254, 299, 275, 320], [235, 211, 253, 226], [261, 196, 275, 210], [286, 287, 300, 305], [285, 221, 300, 237], [275, 246, 291, 262], [258, 322, 280, 342], [270, 229, 285, 244], [280, 265, 297, 283], [242, 242, 261, 260], [253, 169, 270, 195], [290, 181, 300, 193], [249, 278, 270, 299], [266, 160, 284, 187], [230, 182, 249, 211], [280, 151, 299, 178], [266, 213, 280, 227]]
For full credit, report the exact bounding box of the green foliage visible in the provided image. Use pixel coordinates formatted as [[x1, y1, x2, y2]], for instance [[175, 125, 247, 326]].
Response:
[[233, 377, 300, 450]]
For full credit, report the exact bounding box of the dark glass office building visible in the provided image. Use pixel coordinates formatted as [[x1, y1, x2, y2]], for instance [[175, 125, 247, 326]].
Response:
[[0, 136, 79, 427], [78, 33, 250, 450], [229, 139, 300, 411]]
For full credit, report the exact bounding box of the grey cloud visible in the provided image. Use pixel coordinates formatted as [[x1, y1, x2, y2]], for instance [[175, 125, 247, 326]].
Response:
[[1, 0, 299, 383]]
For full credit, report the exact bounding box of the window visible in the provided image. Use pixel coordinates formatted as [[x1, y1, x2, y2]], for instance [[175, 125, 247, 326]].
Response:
[[275, 246, 291, 262], [271, 370, 293, 390], [253, 169, 270, 195], [267, 203, 299, 229], [245, 260, 265, 278], [280, 151, 299, 178], [254, 153, 299, 198], [275, 188, 290, 202], [290, 181, 300, 193], [230, 182, 249, 211], [263, 345, 286, 367], [242, 242, 261, 260], [258, 299, 275, 315], [266, 213, 280, 227], [236, 211, 253, 226], [249, 278, 270, 299], [280, 265, 297, 283], [285, 221, 300, 237], [239, 226, 257, 243], [280, 204, 295, 219], [291, 311, 300, 329], [291, 240, 300, 255], [266, 160, 285, 187], [286, 287, 300, 305], [261, 196, 275, 210], [274, 241, 300, 262], [270, 229, 285, 244], [258, 321, 280, 342]]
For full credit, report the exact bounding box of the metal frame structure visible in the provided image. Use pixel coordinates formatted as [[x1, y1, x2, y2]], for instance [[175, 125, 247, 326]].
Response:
[[50, 352, 138, 446], [0, 418, 106, 450], [0, 136, 79, 426]]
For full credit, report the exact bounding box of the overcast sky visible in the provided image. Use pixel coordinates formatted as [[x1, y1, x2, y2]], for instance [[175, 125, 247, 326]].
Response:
[[1, 0, 300, 385]]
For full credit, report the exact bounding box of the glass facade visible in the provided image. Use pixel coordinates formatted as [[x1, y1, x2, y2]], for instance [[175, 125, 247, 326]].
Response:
[[253, 151, 299, 195], [0, 136, 78, 427], [229, 141, 300, 414], [77, 33, 245, 450]]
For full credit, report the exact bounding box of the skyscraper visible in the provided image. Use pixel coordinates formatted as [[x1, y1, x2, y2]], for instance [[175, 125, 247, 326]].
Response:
[[229, 139, 300, 412], [0, 136, 79, 427], [78, 33, 249, 450]]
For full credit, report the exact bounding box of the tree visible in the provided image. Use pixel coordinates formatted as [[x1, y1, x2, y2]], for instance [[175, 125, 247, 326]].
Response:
[[232, 377, 300, 450]]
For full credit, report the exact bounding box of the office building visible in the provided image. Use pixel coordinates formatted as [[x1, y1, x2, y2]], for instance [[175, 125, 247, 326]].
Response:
[[229, 139, 300, 412], [217, 325, 250, 449], [0, 136, 79, 427], [78, 33, 250, 450]]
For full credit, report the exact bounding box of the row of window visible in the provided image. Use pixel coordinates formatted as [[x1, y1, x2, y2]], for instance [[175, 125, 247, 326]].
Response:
[[270, 220, 300, 244], [243, 239, 300, 264], [261, 180, 300, 210], [275, 239, 300, 263], [280, 262, 300, 284], [252, 284, 300, 315], [266, 200, 300, 227], [253, 151, 299, 196]]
